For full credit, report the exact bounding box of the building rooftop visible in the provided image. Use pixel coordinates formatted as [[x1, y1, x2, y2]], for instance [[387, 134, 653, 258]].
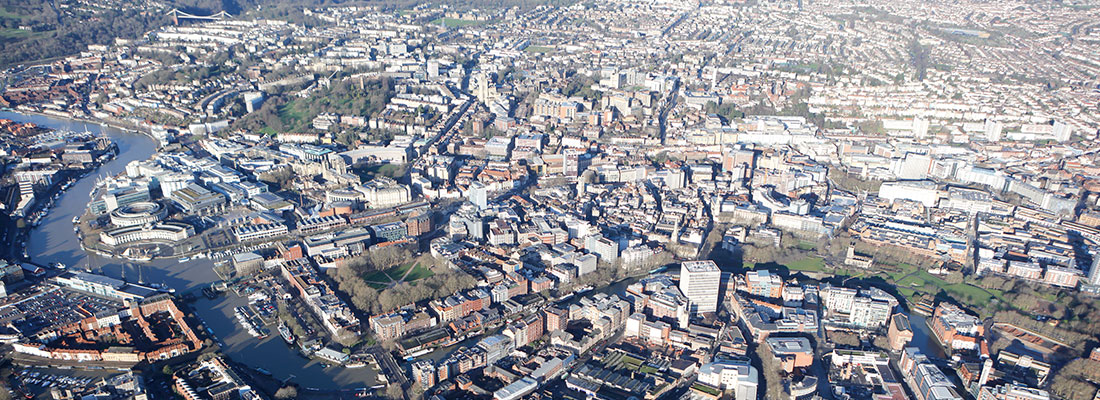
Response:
[[765, 337, 812, 354], [681, 260, 720, 273]]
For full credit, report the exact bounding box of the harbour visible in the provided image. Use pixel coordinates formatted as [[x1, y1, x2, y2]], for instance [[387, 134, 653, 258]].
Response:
[[11, 110, 380, 389]]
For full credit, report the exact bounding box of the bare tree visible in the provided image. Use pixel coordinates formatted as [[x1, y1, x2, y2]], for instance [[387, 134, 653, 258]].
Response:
[[275, 386, 298, 399]]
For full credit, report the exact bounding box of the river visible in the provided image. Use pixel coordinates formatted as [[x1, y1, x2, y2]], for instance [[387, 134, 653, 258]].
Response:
[[6, 111, 378, 390]]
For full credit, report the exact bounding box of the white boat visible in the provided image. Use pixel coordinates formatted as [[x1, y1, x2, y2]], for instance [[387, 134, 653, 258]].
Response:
[[178, 257, 190, 263], [278, 322, 294, 344], [235, 307, 268, 338], [122, 248, 153, 262]]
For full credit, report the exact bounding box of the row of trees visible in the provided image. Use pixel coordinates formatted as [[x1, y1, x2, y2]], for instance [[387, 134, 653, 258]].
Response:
[[755, 343, 787, 400], [1051, 359, 1100, 400], [990, 310, 1093, 349], [827, 329, 890, 349], [907, 38, 931, 81], [971, 270, 1100, 351]]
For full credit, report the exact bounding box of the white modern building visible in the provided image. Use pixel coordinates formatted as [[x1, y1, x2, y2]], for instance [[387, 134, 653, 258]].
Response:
[[698, 361, 758, 400], [679, 260, 721, 314]]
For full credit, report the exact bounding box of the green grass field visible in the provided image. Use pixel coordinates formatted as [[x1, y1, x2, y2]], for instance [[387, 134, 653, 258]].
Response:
[[385, 263, 412, 281], [277, 101, 307, 128], [897, 275, 925, 287], [353, 163, 407, 181], [0, 28, 36, 40], [362, 263, 433, 285], [524, 46, 553, 54], [620, 355, 644, 370], [692, 384, 721, 396], [942, 281, 995, 305], [405, 263, 435, 281], [786, 257, 825, 272], [892, 268, 1000, 309], [431, 17, 486, 27], [362, 270, 392, 283]]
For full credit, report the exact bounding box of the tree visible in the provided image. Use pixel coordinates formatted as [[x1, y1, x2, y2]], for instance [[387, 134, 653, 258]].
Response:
[[872, 335, 890, 350], [408, 382, 426, 400], [384, 384, 404, 399], [755, 343, 787, 400], [274, 386, 299, 399], [944, 271, 964, 284], [828, 331, 860, 347], [1051, 374, 1097, 400], [0, 6, 171, 69], [330, 258, 478, 315], [857, 120, 885, 135], [232, 77, 394, 134], [907, 38, 931, 81], [704, 100, 744, 122], [631, 250, 674, 273], [328, 266, 382, 314], [257, 168, 295, 191]]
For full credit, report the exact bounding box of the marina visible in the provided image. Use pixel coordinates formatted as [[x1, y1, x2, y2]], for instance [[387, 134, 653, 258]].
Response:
[[234, 306, 269, 339]]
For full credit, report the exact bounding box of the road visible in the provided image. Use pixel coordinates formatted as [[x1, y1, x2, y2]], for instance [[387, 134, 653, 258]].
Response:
[[366, 346, 409, 400], [658, 89, 680, 145]]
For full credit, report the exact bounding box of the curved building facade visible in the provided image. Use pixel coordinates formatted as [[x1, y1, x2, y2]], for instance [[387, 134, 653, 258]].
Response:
[[109, 202, 168, 227], [100, 222, 194, 247]]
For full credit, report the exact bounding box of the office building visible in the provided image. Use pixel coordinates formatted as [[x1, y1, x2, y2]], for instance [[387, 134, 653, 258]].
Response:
[[697, 361, 758, 400], [679, 260, 721, 314], [469, 181, 488, 209]]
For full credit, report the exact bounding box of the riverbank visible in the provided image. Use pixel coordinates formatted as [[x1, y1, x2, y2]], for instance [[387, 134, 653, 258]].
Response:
[[3, 106, 162, 145], [0, 116, 125, 264], [6, 110, 381, 390]]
